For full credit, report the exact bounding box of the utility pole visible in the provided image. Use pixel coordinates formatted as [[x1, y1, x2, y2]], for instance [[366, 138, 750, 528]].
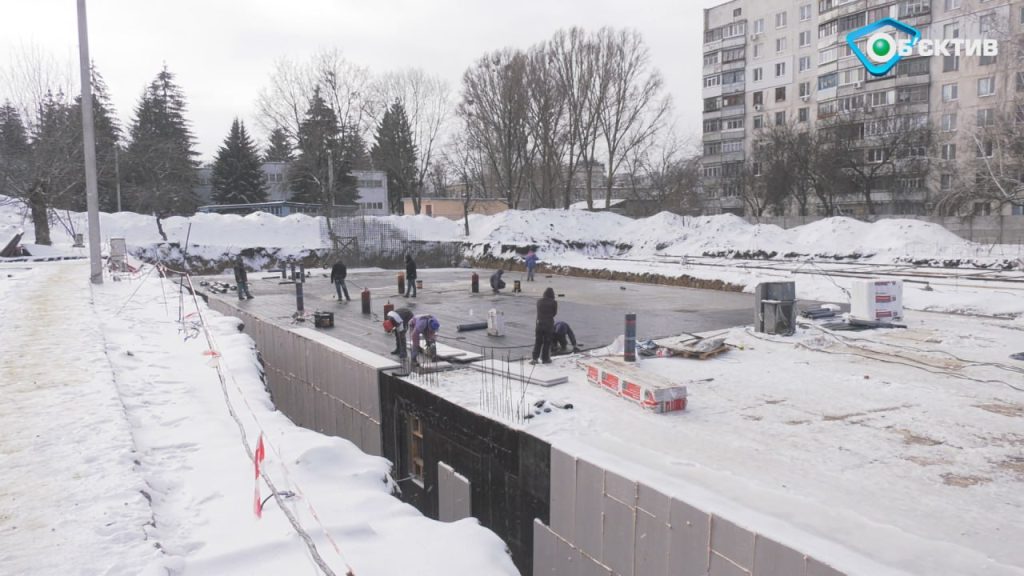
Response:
[[77, 0, 103, 284], [114, 146, 122, 212]]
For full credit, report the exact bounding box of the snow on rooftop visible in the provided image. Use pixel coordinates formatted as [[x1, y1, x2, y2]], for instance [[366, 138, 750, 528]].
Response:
[[411, 315, 1024, 576]]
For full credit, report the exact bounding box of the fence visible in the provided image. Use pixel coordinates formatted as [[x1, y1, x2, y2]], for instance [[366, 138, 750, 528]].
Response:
[[320, 216, 466, 268]]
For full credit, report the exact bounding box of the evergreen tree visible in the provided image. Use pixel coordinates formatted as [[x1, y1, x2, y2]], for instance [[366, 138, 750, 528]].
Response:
[[211, 119, 267, 204], [68, 65, 122, 212], [123, 66, 200, 221], [263, 127, 293, 162], [0, 101, 30, 198], [370, 100, 417, 214], [289, 88, 356, 206]]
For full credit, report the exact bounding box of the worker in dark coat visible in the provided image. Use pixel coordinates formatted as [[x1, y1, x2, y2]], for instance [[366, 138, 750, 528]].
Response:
[[383, 307, 415, 358], [233, 260, 253, 300], [553, 320, 580, 354], [330, 259, 351, 301], [405, 254, 417, 297], [490, 269, 506, 294], [532, 287, 557, 364]]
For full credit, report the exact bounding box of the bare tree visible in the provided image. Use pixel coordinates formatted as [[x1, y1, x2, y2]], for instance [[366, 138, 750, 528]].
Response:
[[523, 42, 566, 208], [625, 129, 701, 215], [458, 49, 532, 209], [597, 28, 671, 208], [443, 128, 488, 236], [369, 68, 452, 211]]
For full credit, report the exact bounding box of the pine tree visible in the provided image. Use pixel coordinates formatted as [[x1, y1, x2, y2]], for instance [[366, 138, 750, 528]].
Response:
[[124, 66, 200, 220], [263, 127, 293, 162], [68, 65, 122, 212], [211, 119, 267, 204], [289, 88, 356, 206], [371, 100, 418, 214], [0, 101, 30, 198]]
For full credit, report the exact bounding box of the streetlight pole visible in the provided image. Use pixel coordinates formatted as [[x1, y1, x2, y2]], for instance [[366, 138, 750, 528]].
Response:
[[77, 0, 103, 284]]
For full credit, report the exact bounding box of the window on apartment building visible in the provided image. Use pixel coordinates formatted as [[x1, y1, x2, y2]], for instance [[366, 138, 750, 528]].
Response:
[[941, 113, 957, 132], [754, 115, 764, 129], [724, 118, 745, 130], [1018, 72, 1024, 92], [799, 107, 810, 122], [703, 119, 721, 133], [819, 19, 838, 38], [754, 18, 765, 34], [899, 0, 929, 18], [754, 67, 764, 81], [897, 85, 928, 104], [734, 7, 742, 17], [818, 72, 838, 90], [723, 94, 744, 108], [722, 70, 744, 84], [979, 13, 997, 36], [945, 0, 960, 10], [704, 97, 721, 112], [817, 100, 838, 117], [943, 54, 960, 72], [897, 58, 929, 77], [775, 111, 786, 125], [776, 37, 787, 52], [838, 12, 865, 34], [754, 43, 762, 58], [704, 75, 721, 88], [723, 140, 744, 153], [941, 143, 957, 160], [799, 56, 812, 72], [976, 140, 994, 158], [1017, 105, 1024, 124], [838, 94, 864, 112], [819, 46, 838, 64], [753, 91, 764, 106], [776, 11, 787, 28], [839, 68, 864, 86], [704, 52, 720, 66], [869, 90, 893, 107], [705, 142, 722, 156], [722, 47, 745, 62], [752, 162, 762, 176], [978, 77, 996, 97], [867, 149, 885, 163], [943, 21, 959, 39], [776, 86, 787, 102], [799, 81, 811, 98], [979, 53, 997, 66], [799, 31, 811, 47], [977, 108, 995, 127], [941, 83, 958, 101], [940, 174, 953, 190], [775, 62, 786, 77], [800, 4, 812, 21]]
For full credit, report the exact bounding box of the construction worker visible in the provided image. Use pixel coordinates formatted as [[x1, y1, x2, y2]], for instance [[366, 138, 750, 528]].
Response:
[[410, 314, 440, 364], [404, 254, 418, 297], [233, 259, 253, 300], [330, 259, 351, 302], [383, 307, 415, 359], [524, 250, 538, 282], [531, 287, 557, 364], [490, 269, 506, 294], [553, 320, 580, 354]]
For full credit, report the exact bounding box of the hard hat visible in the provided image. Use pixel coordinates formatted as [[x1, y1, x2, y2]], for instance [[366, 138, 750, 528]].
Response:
[[383, 319, 395, 333]]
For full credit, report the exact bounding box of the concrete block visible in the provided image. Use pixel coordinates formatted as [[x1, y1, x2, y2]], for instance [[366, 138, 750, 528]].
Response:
[[575, 459, 605, 560], [550, 446, 577, 542], [314, 389, 330, 434], [364, 421, 382, 457], [555, 531, 578, 575], [635, 508, 669, 576], [579, 550, 613, 576], [604, 469, 637, 506], [669, 498, 710, 576], [533, 520, 558, 575], [711, 552, 750, 576], [753, 535, 805, 576], [806, 557, 845, 576], [637, 483, 671, 521], [711, 515, 755, 571], [438, 461, 471, 522], [602, 494, 635, 576]]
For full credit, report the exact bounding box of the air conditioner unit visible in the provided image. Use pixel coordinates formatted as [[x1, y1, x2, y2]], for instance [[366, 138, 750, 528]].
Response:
[[854, 81, 863, 88], [751, 33, 761, 40], [754, 104, 762, 110]]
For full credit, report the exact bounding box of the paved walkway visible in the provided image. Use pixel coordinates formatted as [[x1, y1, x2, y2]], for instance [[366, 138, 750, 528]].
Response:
[[0, 262, 158, 575]]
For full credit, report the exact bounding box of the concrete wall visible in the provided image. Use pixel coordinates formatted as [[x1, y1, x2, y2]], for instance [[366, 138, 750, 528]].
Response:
[[746, 214, 1024, 247], [535, 447, 846, 576], [206, 302, 396, 456]]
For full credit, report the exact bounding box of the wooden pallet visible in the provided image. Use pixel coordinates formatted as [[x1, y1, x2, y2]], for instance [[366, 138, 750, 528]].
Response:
[[672, 344, 729, 360]]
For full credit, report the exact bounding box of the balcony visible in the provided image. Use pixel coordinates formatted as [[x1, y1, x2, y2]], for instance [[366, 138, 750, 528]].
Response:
[[722, 59, 747, 73], [722, 81, 746, 95], [720, 104, 746, 118]]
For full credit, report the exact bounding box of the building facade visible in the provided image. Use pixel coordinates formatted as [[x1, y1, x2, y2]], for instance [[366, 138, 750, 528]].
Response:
[[701, 0, 1024, 217]]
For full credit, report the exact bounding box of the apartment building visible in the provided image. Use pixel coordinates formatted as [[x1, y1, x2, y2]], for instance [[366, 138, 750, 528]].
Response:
[[700, 0, 1024, 217]]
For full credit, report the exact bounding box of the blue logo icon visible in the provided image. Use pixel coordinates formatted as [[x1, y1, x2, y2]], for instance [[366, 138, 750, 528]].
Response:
[[846, 18, 921, 76]]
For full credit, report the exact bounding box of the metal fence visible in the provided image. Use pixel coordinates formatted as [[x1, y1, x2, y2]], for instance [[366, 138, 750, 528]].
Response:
[[320, 217, 466, 268]]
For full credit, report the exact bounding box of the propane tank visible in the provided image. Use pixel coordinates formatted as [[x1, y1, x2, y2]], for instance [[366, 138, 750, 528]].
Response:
[[383, 301, 395, 316], [361, 288, 371, 315], [397, 273, 405, 295], [471, 272, 479, 293]]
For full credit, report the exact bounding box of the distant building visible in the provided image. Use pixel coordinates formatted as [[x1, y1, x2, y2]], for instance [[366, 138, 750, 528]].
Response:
[[194, 164, 389, 216], [403, 197, 509, 219]]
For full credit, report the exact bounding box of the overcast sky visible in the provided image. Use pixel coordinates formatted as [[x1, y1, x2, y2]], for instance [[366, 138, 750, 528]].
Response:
[[2, 0, 724, 162]]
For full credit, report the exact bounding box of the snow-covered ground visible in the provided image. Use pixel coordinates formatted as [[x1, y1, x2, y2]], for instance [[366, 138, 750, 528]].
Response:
[[0, 261, 518, 576]]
